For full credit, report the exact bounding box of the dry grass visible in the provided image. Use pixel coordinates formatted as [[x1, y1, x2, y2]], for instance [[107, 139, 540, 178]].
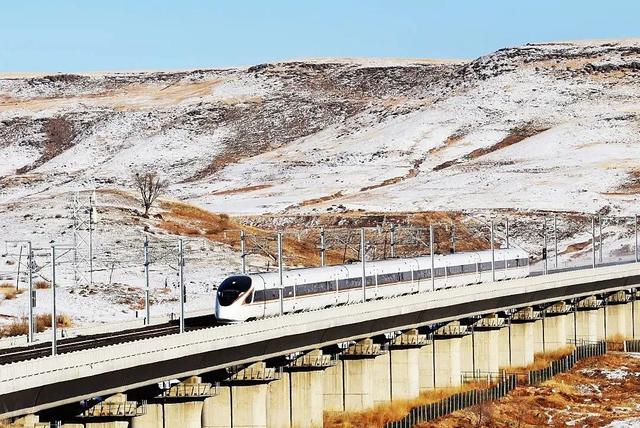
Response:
[[417, 353, 640, 427], [324, 384, 482, 428], [34, 280, 50, 289], [0, 283, 22, 300], [0, 313, 73, 338]]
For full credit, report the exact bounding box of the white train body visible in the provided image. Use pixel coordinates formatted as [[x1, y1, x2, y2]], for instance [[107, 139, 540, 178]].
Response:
[[215, 248, 529, 323]]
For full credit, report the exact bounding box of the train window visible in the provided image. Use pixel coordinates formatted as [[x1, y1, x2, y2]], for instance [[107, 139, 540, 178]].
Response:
[[447, 265, 462, 275], [518, 258, 529, 266], [401, 271, 412, 282], [415, 269, 431, 280], [495, 260, 506, 269], [217, 276, 252, 306], [380, 272, 402, 285], [480, 262, 492, 271], [253, 289, 265, 303], [366, 276, 376, 287], [339, 278, 361, 289], [264, 288, 280, 301], [507, 259, 518, 268], [434, 267, 445, 277], [284, 286, 294, 298], [462, 263, 476, 273]]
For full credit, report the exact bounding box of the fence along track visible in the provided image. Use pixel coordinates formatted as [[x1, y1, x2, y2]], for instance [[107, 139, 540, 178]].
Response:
[[384, 341, 607, 428]]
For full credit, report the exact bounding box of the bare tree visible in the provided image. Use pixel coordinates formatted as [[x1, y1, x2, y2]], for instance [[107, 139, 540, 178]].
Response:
[[133, 171, 168, 217]]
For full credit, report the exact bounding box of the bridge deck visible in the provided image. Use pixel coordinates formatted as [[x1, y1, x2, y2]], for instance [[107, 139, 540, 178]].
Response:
[[2, 263, 640, 418]]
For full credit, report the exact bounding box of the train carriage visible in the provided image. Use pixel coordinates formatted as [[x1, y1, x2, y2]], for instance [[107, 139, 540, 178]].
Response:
[[215, 248, 529, 322]]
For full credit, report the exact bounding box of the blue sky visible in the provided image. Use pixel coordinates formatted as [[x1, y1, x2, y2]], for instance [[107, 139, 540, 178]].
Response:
[[1, 0, 639, 72]]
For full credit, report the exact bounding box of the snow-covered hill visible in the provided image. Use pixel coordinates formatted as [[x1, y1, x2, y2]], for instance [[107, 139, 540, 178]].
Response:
[[1, 40, 639, 329], [2, 40, 639, 218]]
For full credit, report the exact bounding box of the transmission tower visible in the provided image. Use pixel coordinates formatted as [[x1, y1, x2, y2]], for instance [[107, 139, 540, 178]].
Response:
[[70, 191, 96, 286]]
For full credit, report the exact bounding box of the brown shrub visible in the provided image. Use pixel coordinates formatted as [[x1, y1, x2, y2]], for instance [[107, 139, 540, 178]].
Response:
[[35, 280, 51, 289], [0, 283, 22, 300], [0, 318, 28, 337], [35, 313, 72, 332]]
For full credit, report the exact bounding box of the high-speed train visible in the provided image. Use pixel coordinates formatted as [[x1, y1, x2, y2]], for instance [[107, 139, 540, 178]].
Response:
[[215, 248, 529, 323]]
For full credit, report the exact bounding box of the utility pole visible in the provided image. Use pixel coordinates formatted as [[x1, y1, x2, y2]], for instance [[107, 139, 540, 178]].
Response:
[[320, 227, 325, 267], [240, 230, 246, 274], [633, 214, 638, 263], [554, 214, 558, 269], [144, 236, 150, 325], [178, 239, 185, 334], [89, 194, 94, 286], [277, 232, 284, 316], [390, 225, 396, 258], [592, 217, 596, 269], [361, 228, 366, 302], [51, 246, 57, 356], [505, 218, 509, 249], [450, 223, 456, 254], [430, 225, 435, 291], [543, 217, 548, 275], [490, 221, 495, 282], [599, 215, 603, 263], [27, 241, 33, 343]]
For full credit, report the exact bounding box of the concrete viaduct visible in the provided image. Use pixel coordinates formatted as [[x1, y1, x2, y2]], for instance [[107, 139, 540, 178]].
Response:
[[2, 263, 640, 427]]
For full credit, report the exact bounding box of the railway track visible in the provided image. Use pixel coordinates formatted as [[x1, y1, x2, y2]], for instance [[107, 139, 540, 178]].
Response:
[[0, 314, 219, 365]]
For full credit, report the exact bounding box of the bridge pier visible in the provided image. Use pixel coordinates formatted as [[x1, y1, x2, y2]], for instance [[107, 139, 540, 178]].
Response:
[[341, 339, 382, 410], [509, 308, 540, 367], [432, 322, 468, 388], [573, 296, 602, 342], [389, 330, 427, 400], [202, 362, 275, 428], [472, 315, 504, 374], [285, 350, 332, 428], [498, 322, 511, 368], [543, 302, 571, 352], [633, 290, 640, 339], [12, 415, 50, 428], [372, 351, 392, 405], [130, 404, 162, 428], [606, 292, 632, 340]]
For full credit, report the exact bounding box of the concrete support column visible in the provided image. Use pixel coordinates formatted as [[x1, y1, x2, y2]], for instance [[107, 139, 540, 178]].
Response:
[[633, 291, 640, 339], [202, 386, 232, 428], [343, 358, 376, 411], [372, 352, 391, 405], [267, 373, 290, 428], [460, 333, 474, 374], [544, 314, 568, 352], [607, 303, 631, 340], [533, 318, 544, 355], [596, 306, 607, 341], [163, 401, 202, 428], [203, 362, 273, 428], [575, 310, 598, 343], [498, 325, 511, 369], [231, 384, 268, 428], [433, 337, 462, 388], [164, 376, 208, 428], [131, 403, 163, 428], [473, 329, 500, 374], [387, 329, 425, 400], [323, 360, 345, 411], [323, 339, 384, 413], [418, 341, 434, 393], [510, 322, 535, 367], [285, 349, 329, 428], [86, 423, 129, 428]]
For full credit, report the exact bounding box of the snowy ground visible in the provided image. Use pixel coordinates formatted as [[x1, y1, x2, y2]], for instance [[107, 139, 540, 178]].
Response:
[[1, 39, 640, 331]]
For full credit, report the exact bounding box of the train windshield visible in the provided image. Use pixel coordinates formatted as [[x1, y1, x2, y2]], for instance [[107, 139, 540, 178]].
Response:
[[217, 276, 252, 306]]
